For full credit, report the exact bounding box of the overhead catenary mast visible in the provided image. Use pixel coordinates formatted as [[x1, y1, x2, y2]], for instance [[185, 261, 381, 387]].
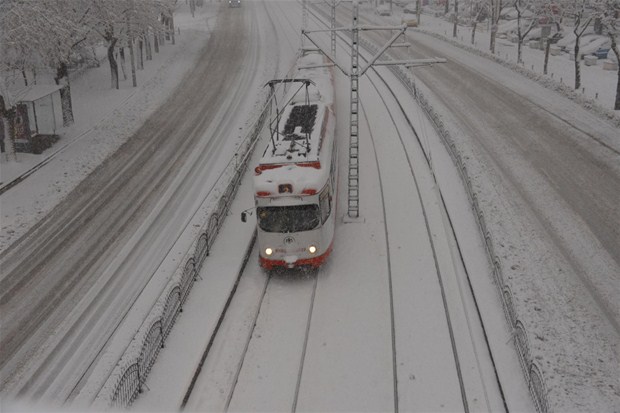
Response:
[[303, 0, 446, 219]]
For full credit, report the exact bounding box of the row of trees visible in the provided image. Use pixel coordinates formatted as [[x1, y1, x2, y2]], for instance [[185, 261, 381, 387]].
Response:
[[0, 0, 178, 104], [446, 0, 620, 109]]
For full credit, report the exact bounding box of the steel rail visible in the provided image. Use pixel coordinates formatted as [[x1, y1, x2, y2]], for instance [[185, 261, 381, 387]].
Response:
[[306, 4, 508, 411]]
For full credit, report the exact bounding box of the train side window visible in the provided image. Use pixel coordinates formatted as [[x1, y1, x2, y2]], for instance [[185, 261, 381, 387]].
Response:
[[320, 185, 331, 223]]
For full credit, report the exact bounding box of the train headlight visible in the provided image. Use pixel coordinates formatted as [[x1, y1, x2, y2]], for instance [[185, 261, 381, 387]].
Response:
[[308, 245, 317, 254], [265, 247, 273, 256]]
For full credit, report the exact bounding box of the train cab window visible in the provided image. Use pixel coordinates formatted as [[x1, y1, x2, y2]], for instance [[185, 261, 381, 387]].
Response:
[[257, 205, 320, 233], [320, 187, 331, 223]]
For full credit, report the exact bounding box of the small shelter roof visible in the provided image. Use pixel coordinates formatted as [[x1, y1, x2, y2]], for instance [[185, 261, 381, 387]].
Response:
[[14, 84, 63, 102]]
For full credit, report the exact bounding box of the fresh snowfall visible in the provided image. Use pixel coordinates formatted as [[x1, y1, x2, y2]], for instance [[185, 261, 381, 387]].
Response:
[[0, 1, 619, 413]]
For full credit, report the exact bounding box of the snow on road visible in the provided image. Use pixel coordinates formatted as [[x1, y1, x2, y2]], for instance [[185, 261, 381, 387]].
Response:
[[0, 2, 218, 254]]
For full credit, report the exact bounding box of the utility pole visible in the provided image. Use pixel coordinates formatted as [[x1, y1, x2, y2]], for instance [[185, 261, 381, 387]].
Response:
[[303, 0, 446, 219]]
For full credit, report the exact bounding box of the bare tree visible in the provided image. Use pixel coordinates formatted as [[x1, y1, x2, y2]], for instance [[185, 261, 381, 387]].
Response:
[[539, 2, 563, 75], [489, 0, 502, 53], [470, 0, 489, 44], [594, 0, 620, 109], [453, 0, 459, 37], [562, 0, 594, 90], [0, 91, 17, 162], [513, 0, 538, 64]]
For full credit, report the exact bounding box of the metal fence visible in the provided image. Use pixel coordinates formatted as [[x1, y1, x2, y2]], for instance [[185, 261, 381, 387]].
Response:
[[360, 38, 550, 413], [92, 90, 272, 410]]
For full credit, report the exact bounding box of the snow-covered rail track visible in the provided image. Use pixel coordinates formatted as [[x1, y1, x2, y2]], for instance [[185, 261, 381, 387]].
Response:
[[181, 248, 320, 411], [179, 3, 509, 411], [330, 3, 620, 412], [360, 68, 506, 411]]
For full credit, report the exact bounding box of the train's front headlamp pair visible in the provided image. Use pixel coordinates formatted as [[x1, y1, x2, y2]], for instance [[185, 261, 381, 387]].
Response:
[[264, 245, 317, 256]]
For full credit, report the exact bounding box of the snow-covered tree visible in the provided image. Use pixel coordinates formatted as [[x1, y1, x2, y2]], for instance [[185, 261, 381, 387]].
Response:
[[88, 0, 125, 89], [88, 0, 174, 89], [0, 0, 77, 85]]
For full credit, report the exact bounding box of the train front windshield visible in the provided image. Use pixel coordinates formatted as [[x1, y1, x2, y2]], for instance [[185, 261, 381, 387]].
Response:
[[257, 205, 320, 233]]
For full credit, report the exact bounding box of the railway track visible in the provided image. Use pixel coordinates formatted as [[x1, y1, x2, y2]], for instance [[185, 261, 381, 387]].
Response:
[[174, 2, 509, 411], [319, 4, 620, 412]]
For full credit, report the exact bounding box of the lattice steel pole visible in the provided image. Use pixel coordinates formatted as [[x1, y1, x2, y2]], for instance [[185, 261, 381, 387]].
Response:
[[347, 0, 360, 219], [301, 0, 444, 219], [331, 0, 337, 57], [302, 0, 308, 48]]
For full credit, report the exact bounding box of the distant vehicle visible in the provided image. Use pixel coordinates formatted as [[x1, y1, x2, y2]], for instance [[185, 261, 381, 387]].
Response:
[[246, 51, 337, 270], [228, 0, 240, 7], [593, 48, 610, 59], [376, 5, 391, 16]]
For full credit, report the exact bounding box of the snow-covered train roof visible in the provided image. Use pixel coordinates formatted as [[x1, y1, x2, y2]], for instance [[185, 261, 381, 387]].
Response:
[[254, 51, 335, 198]]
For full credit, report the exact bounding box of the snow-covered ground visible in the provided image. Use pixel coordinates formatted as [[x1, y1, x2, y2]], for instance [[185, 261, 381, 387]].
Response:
[[1, 0, 619, 412], [385, 4, 619, 117], [2, 2, 618, 261], [0, 1, 219, 253]]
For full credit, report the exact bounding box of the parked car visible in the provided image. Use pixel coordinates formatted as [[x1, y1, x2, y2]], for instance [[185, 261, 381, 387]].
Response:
[[580, 36, 611, 57], [228, 0, 240, 7], [593, 48, 610, 59]]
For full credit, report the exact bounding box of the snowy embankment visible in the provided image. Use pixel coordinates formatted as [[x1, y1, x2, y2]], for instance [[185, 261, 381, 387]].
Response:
[[385, 19, 620, 413], [359, 5, 620, 411], [413, 27, 620, 128], [388, 8, 619, 124], [0, 2, 218, 254]]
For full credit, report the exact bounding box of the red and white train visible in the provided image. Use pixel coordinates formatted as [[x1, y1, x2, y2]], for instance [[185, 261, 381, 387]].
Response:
[[250, 50, 337, 270]]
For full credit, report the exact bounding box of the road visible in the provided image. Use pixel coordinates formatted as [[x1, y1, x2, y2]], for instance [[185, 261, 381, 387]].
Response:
[[0, 2, 264, 402]]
